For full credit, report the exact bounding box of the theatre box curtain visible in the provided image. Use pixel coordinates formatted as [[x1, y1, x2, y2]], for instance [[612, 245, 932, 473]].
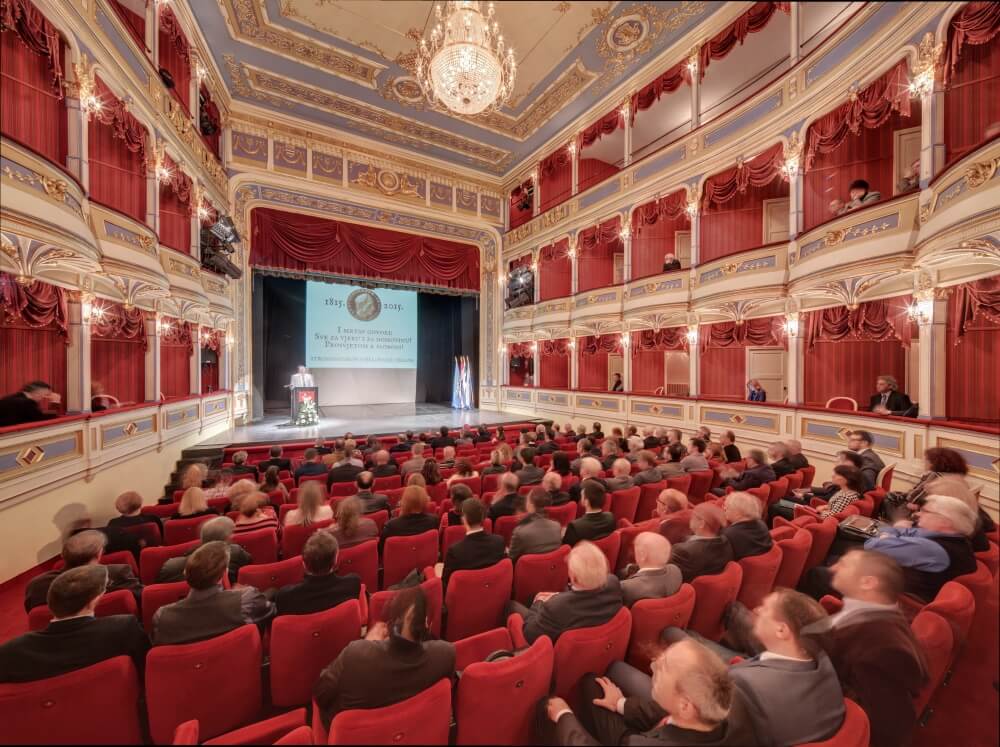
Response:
[[158, 154, 192, 254], [947, 276, 1000, 424], [110, 0, 145, 49], [701, 165, 788, 263], [508, 342, 532, 387], [0, 272, 67, 407], [700, 317, 783, 400], [577, 217, 622, 293], [699, 2, 788, 80], [91, 302, 147, 406], [539, 339, 570, 389], [577, 108, 623, 194], [632, 328, 687, 395], [509, 181, 533, 230], [632, 191, 690, 279], [158, 5, 190, 113], [631, 61, 688, 124], [539, 148, 572, 212], [88, 78, 147, 223], [199, 83, 222, 159], [943, 3, 1000, 165], [1, 0, 66, 165], [159, 318, 191, 399], [251, 207, 481, 292], [538, 239, 572, 301], [578, 334, 620, 391]]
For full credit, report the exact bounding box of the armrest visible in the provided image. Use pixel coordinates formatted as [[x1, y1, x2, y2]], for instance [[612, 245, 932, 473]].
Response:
[[274, 726, 314, 745], [809, 498, 827, 509], [454, 627, 513, 671], [507, 613, 529, 649], [204, 709, 307, 745]]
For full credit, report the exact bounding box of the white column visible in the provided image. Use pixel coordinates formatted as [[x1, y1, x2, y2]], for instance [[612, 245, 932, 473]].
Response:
[[146, 2, 157, 61], [532, 170, 540, 216], [690, 71, 700, 131], [785, 319, 804, 405], [190, 212, 200, 259], [220, 336, 231, 391], [917, 296, 948, 419], [190, 326, 202, 395], [688, 324, 700, 398], [145, 314, 162, 402], [571, 145, 579, 196], [622, 232, 633, 284], [570, 244, 579, 296], [532, 252, 540, 304], [920, 87, 946, 187], [789, 170, 803, 238], [689, 208, 700, 266], [65, 300, 91, 413], [532, 344, 540, 388], [66, 97, 87, 188], [789, 2, 800, 65], [146, 146, 158, 231], [623, 337, 632, 393], [623, 105, 633, 167], [570, 342, 579, 389]]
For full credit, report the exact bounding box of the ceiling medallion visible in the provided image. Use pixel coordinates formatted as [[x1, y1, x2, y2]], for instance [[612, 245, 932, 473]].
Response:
[[416, 1, 516, 116]]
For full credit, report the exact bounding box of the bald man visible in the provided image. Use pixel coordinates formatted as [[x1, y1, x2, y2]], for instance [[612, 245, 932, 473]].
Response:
[[621, 532, 682, 606]]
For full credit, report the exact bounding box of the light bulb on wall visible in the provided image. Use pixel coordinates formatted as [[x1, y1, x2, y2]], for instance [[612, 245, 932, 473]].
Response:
[[783, 314, 799, 336], [907, 297, 934, 324], [685, 328, 699, 345], [908, 68, 935, 100], [685, 199, 699, 219], [620, 333, 630, 348], [567, 141, 576, 157], [568, 339, 576, 350]]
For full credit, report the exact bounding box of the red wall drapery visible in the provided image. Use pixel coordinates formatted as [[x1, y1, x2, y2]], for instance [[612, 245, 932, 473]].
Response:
[[632, 328, 687, 395], [539, 148, 572, 212], [509, 180, 533, 229], [0, 271, 68, 337], [538, 239, 572, 301], [702, 142, 785, 209], [702, 317, 784, 351], [110, 0, 145, 49], [539, 339, 570, 389], [578, 335, 620, 391], [578, 157, 619, 194], [699, 2, 787, 80], [577, 109, 623, 149], [88, 78, 147, 223], [947, 277, 1000, 423], [577, 217, 622, 293], [632, 191, 690, 279], [631, 61, 688, 124], [157, 6, 190, 113], [0, 273, 67, 405], [251, 207, 480, 292], [158, 154, 192, 254], [700, 178, 787, 263], [508, 342, 532, 387], [943, 3, 1000, 165], [700, 346, 746, 400], [159, 318, 191, 399], [0, 0, 66, 165], [199, 83, 222, 159], [804, 297, 912, 348]]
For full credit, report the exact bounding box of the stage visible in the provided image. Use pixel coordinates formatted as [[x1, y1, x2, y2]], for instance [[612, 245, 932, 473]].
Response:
[[198, 403, 539, 448]]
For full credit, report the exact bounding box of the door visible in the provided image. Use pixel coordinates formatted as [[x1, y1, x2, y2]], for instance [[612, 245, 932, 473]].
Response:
[[746, 347, 786, 402], [762, 198, 790, 244]]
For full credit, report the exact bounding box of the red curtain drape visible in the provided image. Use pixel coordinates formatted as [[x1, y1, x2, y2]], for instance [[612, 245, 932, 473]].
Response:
[[251, 207, 480, 292], [92, 338, 144, 405], [508, 255, 531, 272], [577, 156, 619, 194], [0, 272, 68, 337], [0, 272, 67, 406], [702, 142, 785, 208], [700, 177, 787, 262], [577, 109, 623, 149], [159, 318, 191, 399], [943, 3, 1000, 164], [158, 154, 192, 254], [702, 317, 785, 351], [803, 338, 906, 408], [110, 0, 145, 49], [88, 78, 147, 222], [700, 346, 746, 400], [91, 302, 147, 348], [631, 61, 688, 124], [538, 239, 572, 301], [539, 339, 570, 389], [805, 297, 912, 348], [508, 342, 532, 387], [632, 191, 690, 279], [577, 216, 622, 293], [200, 327, 223, 352], [699, 2, 787, 80], [539, 148, 572, 212], [509, 180, 533, 229], [199, 83, 222, 159], [578, 335, 619, 391], [0, 0, 66, 165], [158, 5, 190, 113], [631, 328, 688, 395], [947, 276, 1000, 423]]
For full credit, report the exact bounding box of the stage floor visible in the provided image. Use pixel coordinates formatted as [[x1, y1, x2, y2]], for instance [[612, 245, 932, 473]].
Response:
[[198, 403, 538, 448]]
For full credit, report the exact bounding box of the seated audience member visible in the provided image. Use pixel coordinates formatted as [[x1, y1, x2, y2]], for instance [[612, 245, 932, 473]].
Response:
[[719, 431, 741, 463], [509, 489, 562, 563], [444, 484, 473, 526], [441, 498, 506, 588], [661, 252, 682, 272], [514, 447, 544, 485], [664, 428, 683, 446], [226, 479, 260, 513], [260, 466, 289, 502], [389, 431, 415, 453], [294, 449, 328, 482], [488, 473, 522, 521], [438, 446, 457, 469], [284, 481, 334, 527], [330, 497, 379, 549], [0, 380, 61, 427], [171, 487, 219, 520], [608, 426, 625, 451], [713, 449, 775, 496], [352, 471, 389, 514], [785, 439, 809, 470], [626, 436, 645, 462], [620, 532, 682, 606], [605, 458, 635, 492], [869, 374, 913, 415], [179, 462, 208, 492], [313, 438, 332, 456], [204, 469, 234, 502], [314, 586, 455, 729], [746, 379, 767, 402], [670, 504, 735, 582], [473, 424, 492, 444], [421, 458, 443, 486], [406, 473, 427, 488], [107, 490, 163, 537], [536, 431, 559, 455], [152, 541, 273, 645], [568, 457, 608, 503], [380, 486, 438, 552], [274, 532, 361, 617], [631, 451, 662, 487], [0, 566, 150, 683], [864, 495, 978, 602], [599, 439, 622, 472], [90, 381, 116, 412], [882, 447, 970, 520], [611, 373, 624, 392], [337, 440, 364, 469], [697, 426, 713, 442], [550, 450, 572, 478], [510, 541, 623, 644], [326, 451, 363, 489], [233, 493, 279, 535], [829, 178, 882, 215], [897, 156, 920, 192], [640, 427, 659, 450], [24, 530, 142, 613], [706, 443, 725, 462], [802, 550, 927, 747], [766, 442, 797, 478], [721, 492, 773, 559], [481, 449, 509, 476], [654, 489, 694, 545], [157, 517, 252, 584], [369, 450, 399, 478], [807, 451, 867, 501], [681, 438, 710, 473], [563, 481, 616, 546], [848, 430, 884, 491], [431, 425, 456, 450], [811, 465, 865, 518], [543, 638, 758, 746], [446, 458, 479, 486], [590, 421, 605, 440], [657, 441, 688, 478], [258, 445, 292, 473], [229, 451, 259, 480], [538, 470, 571, 506]]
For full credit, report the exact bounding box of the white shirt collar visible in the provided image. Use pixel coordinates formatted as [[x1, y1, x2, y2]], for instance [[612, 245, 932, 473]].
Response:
[[759, 651, 813, 663], [466, 527, 485, 535]]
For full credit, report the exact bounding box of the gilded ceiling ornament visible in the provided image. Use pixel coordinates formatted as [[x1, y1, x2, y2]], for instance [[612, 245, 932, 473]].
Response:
[[964, 157, 998, 189], [352, 165, 421, 198]]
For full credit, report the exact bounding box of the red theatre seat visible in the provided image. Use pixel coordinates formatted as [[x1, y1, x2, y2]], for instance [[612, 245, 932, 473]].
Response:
[[372, 475, 401, 491], [163, 515, 215, 546], [141, 581, 191, 635], [736, 544, 783, 610], [634, 482, 667, 523], [609, 487, 641, 524], [492, 515, 521, 546], [118, 520, 162, 548], [281, 519, 334, 559], [922, 581, 975, 663], [796, 698, 870, 747], [689, 562, 743, 641], [230, 528, 278, 564], [590, 531, 622, 573], [327, 678, 452, 745], [173, 708, 309, 746], [335, 539, 378, 592], [686, 470, 715, 503], [382, 530, 439, 588], [368, 570, 443, 638], [799, 466, 816, 489], [28, 588, 139, 632], [774, 528, 813, 590], [552, 607, 632, 703], [443, 559, 513, 641], [140, 540, 199, 585], [627, 584, 696, 674], [513, 545, 570, 605], [910, 610, 953, 716], [543, 502, 577, 528], [237, 557, 305, 592]]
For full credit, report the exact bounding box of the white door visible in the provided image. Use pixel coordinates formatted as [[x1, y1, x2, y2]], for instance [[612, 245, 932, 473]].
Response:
[[664, 350, 690, 396], [762, 198, 790, 244], [608, 354, 624, 390], [747, 347, 786, 402]]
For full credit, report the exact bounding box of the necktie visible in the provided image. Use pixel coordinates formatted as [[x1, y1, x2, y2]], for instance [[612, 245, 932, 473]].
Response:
[[881, 393, 889, 406]]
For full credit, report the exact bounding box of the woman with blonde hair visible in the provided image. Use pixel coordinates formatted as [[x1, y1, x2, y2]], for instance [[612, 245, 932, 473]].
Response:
[[496, 442, 514, 463], [180, 463, 208, 490], [379, 485, 438, 551], [233, 492, 279, 534], [226, 478, 259, 513], [284, 481, 333, 527], [406, 472, 427, 487], [171, 487, 218, 520], [331, 496, 379, 549], [481, 449, 508, 476]]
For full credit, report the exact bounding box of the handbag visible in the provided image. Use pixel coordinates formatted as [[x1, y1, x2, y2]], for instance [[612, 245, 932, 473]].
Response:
[[838, 514, 887, 541]]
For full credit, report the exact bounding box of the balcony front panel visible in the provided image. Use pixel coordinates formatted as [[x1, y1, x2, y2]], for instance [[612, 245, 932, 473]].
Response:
[[571, 285, 624, 325], [623, 271, 689, 315], [693, 243, 788, 299]]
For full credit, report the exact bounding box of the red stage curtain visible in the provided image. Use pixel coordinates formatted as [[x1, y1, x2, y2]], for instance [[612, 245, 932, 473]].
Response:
[[943, 3, 1000, 165], [199, 83, 222, 159], [110, 0, 145, 49], [577, 109, 623, 149], [632, 191, 690, 279], [509, 180, 533, 229], [578, 156, 619, 194], [539, 148, 572, 212], [632, 328, 687, 395], [947, 277, 1000, 423], [88, 78, 147, 222], [159, 318, 191, 398], [699, 2, 787, 80], [508, 342, 532, 387], [577, 216, 622, 293], [251, 207, 480, 292], [0, 0, 66, 164], [538, 239, 571, 301], [700, 346, 746, 400], [631, 61, 688, 123], [158, 154, 192, 254], [0, 272, 68, 405], [700, 178, 787, 262], [539, 339, 570, 389], [158, 5, 190, 113]]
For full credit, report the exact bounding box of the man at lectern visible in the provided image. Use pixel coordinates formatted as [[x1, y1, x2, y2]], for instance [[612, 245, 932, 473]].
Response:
[[290, 365, 315, 388]]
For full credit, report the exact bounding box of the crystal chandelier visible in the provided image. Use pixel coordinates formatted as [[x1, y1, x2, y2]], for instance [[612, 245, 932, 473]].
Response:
[[416, 1, 516, 116]]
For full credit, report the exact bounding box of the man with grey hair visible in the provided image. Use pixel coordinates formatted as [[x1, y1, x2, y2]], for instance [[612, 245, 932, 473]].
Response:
[[605, 457, 636, 492], [767, 441, 797, 478], [24, 529, 142, 612], [632, 450, 662, 487], [568, 456, 609, 503], [156, 516, 252, 584], [230, 450, 259, 480], [621, 532, 682, 606], [400, 441, 426, 477], [487, 472, 521, 521], [369, 449, 398, 478], [721, 492, 773, 560], [869, 374, 913, 415], [626, 436, 644, 461], [784, 439, 809, 471], [712, 449, 775, 496], [508, 541, 623, 644]]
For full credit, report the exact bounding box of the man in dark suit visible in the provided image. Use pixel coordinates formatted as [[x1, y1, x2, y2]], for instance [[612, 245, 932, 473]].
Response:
[[229, 451, 259, 480], [631, 451, 662, 486], [487, 473, 522, 521], [294, 448, 328, 482], [848, 430, 885, 491], [721, 492, 773, 560], [257, 445, 292, 473], [669, 503, 735, 582], [509, 542, 623, 644], [868, 375, 913, 415], [785, 440, 810, 471], [274, 532, 361, 616], [720, 431, 741, 463], [0, 380, 60, 427], [713, 449, 776, 496], [369, 450, 398, 478], [568, 457, 608, 503], [430, 425, 456, 450], [563, 481, 616, 546], [24, 530, 142, 613], [0, 565, 150, 683], [540, 471, 572, 506], [509, 489, 563, 562], [604, 458, 635, 493], [326, 457, 363, 490], [641, 427, 661, 450], [351, 471, 389, 514], [621, 532, 682, 606], [441, 499, 506, 588], [313, 437, 333, 456], [156, 517, 252, 584], [767, 442, 798, 478], [152, 541, 274, 645], [514, 447, 544, 485], [389, 432, 415, 453], [536, 432, 560, 455]]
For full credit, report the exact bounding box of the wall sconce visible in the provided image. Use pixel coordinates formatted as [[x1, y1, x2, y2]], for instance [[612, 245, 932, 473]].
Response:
[[151, 142, 172, 184], [782, 314, 800, 336], [684, 199, 699, 219], [567, 141, 576, 157], [620, 333, 630, 348], [908, 34, 942, 100], [567, 247, 576, 259], [685, 328, 699, 344], [619, 223, 631, 242], [194, 61, 207, 82], [780, 155, 800, 181], [157, 318, 172, 334], [619, 101, 630, 120], [72, 56, 102, 119], [907, 296, 934, 324], [686, 48, 699, 78], [530, 342, 538, 353], [908, 68, 935, 99]]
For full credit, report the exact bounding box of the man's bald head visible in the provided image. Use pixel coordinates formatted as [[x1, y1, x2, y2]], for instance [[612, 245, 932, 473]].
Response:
[[634, 532, 672, 568]]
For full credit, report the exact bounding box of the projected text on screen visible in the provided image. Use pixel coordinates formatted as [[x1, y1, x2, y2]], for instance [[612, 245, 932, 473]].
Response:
[[305, 282, 418, 369]]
